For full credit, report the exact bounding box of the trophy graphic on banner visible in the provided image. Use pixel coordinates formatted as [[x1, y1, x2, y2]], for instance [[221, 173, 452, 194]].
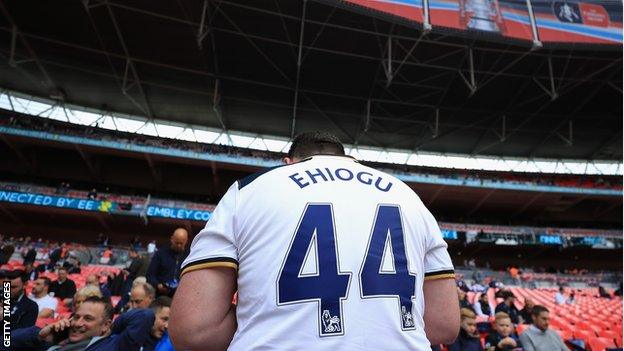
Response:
[[459, 0, 507, 33]]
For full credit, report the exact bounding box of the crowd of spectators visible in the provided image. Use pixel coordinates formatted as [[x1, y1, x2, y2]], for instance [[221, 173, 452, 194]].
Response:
[[0, 229, 190, 350], [1, 230, 621, 350], [438, 266, 624, 351]]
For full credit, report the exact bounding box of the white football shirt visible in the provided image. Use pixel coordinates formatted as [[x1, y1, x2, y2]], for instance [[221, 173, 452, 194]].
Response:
[[181, 155, 454, 350]]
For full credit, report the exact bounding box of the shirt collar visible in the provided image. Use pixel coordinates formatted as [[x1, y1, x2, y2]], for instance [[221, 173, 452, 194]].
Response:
[[304, 154, 358, 162], [47, 336, 106, 351]]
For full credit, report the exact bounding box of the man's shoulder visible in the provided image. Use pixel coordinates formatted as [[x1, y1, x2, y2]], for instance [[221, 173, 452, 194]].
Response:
[[237, 164, 292, 190], [42, 295, 57, 303], [20, 295, 39, 310]]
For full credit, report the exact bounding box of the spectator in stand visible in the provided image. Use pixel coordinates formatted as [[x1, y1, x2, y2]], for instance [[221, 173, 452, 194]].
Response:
[[88, 188, 98, 199], [130, 282, 156, 309], [141, 296, 172, 351], [147, 228, 188, 297], [73, 285, 104, 313], [48, 243, 67, 270], [29, 277, 57, 318], [126, 247, 148, 281], [131, 235, 141, 250], [0, 244, 15, 265], [147, 240, 157, 256], [555, 287, 566, 305], [21, 244, 36, 266], [518, 305, 568, 351], [11, 296, 155, 351], [50, 267, 77, 306], [63, 255, 82, 274], [495, 290, 521, 324], [23, 263, 38, 281], [485, 312, 522, 351], [1, 270, 38, 330], [457, 279, 470, 292], [508, 266, 521, 285], [115, 276, 146, 314], [565, 292, 575, 304], [86, 274, 112, 301], [458, 288, 474, 311], [68, 260, 82, 274], [448, 308, 483, 351], [100, 246, 113, 265], [473, 293, 494, 317], [520, 297, 535, 324], [598, 286, 611, 299]]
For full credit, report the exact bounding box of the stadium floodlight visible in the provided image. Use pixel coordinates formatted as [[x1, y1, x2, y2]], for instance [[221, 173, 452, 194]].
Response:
[[0, 89, 621, 176]]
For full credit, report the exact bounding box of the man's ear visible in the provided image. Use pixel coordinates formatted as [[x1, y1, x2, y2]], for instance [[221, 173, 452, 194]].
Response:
[[282, 157, 294, 165], [102, 319, 113, 335]]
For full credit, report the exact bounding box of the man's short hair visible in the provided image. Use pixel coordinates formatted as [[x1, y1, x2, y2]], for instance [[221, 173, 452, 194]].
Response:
[[494, 311, 510, 322], [58, 267, 68, 273], [531, 305, 549, 316], [4, 270, 26, 283], [500, 290, 515, 299], [460, 308, 476, 320], [149, 296, 172, 313], [40, 277, 51, 288], [83, 296, 114, 321], [287, 131, 345, 159], [132, 276, 147, 286], [134, 282, 156, 299]]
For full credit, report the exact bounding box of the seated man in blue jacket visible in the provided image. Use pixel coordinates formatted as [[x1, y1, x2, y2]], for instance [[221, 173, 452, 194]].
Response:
[[11, 296, 154, 351]]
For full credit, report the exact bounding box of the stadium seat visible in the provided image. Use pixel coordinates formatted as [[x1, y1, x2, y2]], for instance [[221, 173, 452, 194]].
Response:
[[600, 330, 618, 340], [574, 329, 595, 343], [516, 324, 529, 335], [554, 329, 573, 341], [587, 337, 617, 351]]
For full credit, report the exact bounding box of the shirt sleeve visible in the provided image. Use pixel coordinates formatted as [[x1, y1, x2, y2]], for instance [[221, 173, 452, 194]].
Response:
[[420, 205, 455, 281], [181, 182, 239, 276]]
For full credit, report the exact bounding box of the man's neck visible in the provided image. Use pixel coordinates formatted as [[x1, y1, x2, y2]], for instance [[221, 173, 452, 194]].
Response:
[[34, 291, 47, 299]]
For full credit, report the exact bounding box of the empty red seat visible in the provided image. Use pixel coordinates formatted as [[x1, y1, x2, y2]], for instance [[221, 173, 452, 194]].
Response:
[[600, 330, 617, 340], [574, 329, 594, 342], [587, 337, 616, 351]]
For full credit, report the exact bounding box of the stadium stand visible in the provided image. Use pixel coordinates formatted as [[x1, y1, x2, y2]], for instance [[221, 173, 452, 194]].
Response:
[[1, 112, 621, 193]]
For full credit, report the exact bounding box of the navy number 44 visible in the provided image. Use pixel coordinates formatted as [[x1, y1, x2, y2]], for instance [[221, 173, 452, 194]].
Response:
[[277, 204, 416, 336]]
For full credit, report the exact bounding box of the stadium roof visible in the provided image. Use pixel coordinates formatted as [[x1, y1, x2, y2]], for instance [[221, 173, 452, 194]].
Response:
[[0, 0, 622, 161]]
